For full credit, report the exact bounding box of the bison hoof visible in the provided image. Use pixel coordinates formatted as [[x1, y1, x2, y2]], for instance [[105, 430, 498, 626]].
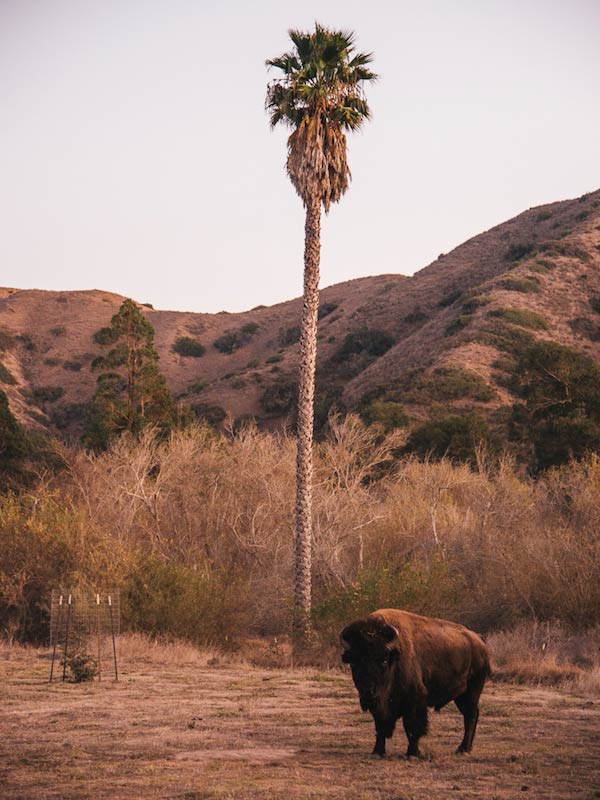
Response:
[[372, 747, 386, 758], [455, 746, 471, 755]]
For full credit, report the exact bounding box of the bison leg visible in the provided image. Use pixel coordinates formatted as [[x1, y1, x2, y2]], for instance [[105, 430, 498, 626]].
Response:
[[454, 683, 483, 754], [372, 716, 396, 757], [402, 702, 428, 758], [372, 730, 386, 757]]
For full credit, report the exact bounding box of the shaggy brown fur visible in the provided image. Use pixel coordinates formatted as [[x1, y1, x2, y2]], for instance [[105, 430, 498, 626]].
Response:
[[341, 609, 491, 758]]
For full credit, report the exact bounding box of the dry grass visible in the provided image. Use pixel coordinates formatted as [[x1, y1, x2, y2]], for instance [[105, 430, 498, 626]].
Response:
[[1, 642, 599, 800]]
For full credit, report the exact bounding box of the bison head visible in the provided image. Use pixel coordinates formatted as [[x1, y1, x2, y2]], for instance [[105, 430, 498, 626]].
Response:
[[340, 618, 400, 712]]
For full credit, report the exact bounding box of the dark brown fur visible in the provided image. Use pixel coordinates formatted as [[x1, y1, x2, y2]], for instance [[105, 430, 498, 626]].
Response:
[[341, 608, 491, 758]]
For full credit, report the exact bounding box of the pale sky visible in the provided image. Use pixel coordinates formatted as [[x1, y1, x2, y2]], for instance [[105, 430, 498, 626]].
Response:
[[1, 0, 599, 313]]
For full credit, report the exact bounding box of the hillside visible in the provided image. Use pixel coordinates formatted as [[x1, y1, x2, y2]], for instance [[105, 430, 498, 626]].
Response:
[[1, 188, 599, 439]]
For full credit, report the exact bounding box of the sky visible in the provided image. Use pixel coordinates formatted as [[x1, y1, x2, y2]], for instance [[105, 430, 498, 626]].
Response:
[[1, 0, 599, 313]]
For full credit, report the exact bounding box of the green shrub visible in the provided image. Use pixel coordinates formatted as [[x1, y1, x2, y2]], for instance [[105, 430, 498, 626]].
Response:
[[318, 302, 338, 320], [0, 329, 15, 351], [266, 354, 282, 364], [445, 314, 472, 336], [33, 386, 65, 404], [191, 403, 226, 426], [93, 327, 119, 346], [50, 402, 88, 430], [185, 381, 207, 395], [63, 360, 82, 372], [261, 379, 297, 415], [246, 359, 260, 368], [0, 363, 17, 385], [17, 334, 35, 352], [332, 329, 394, 363], [461, 295, 490, 313], [405, 413, 497, 464], [488, 307, 548, 330], [536, 210, 552, 222], [403, 308, 429, 324], [43, 358, 61, 367], [497, 276, 540, 294], [590, 297, 600, 315], [314, 560, 465, 644], [279, 326, 301, 347], [568, 318, 600, 341], [172, 336, 206, 358], [214, 323, 259, 354], [505, 242, 535, 262], [438, 290, 462, 308], [123, 556, 251, 645], [50, 326, 67, 337], [63, 643, 98, 683], [360, 400, 409, 431]]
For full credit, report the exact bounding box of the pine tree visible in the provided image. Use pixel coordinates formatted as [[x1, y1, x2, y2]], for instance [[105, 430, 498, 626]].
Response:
[[84, 299, 175, 449]]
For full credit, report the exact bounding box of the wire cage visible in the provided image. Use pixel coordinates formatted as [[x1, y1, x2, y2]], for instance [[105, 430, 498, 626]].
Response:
[[49, 589, 120, 682]]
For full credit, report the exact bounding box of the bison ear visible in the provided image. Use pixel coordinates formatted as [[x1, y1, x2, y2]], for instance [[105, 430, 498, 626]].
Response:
[[381, 624, 399, 644]]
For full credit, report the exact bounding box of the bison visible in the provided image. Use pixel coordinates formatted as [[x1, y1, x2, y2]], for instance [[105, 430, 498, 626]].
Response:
[[341, 608, 491, 758]]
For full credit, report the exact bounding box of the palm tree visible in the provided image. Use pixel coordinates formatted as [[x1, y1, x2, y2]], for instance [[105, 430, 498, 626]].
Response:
[[266, 24, 376, 650]]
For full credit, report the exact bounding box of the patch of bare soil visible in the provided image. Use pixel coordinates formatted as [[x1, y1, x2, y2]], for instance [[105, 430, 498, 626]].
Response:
[[1, 647, 599, 800]]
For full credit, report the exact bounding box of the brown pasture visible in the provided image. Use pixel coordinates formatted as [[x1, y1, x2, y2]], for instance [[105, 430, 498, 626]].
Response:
[[1, 643, 599, 800]]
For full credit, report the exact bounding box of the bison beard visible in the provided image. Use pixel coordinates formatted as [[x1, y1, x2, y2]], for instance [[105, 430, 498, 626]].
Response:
[[341, 609, 491, 758]]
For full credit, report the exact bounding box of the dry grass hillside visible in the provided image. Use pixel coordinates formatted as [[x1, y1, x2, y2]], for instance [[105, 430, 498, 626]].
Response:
[[1, 188, 599, 435]]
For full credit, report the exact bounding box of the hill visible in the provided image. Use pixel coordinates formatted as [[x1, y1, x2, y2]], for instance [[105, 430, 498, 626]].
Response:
[[1, 188, 599, 440]]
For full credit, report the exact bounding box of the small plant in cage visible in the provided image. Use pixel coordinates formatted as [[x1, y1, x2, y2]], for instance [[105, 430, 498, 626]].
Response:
[[62, 635, 98, 683]]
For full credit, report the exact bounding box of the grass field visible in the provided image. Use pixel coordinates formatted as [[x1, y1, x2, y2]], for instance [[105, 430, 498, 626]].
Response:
[[1, 640, 599, 800]]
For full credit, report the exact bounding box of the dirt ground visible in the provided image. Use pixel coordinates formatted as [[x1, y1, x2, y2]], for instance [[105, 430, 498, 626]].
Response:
[[1, 645, 599, 800]]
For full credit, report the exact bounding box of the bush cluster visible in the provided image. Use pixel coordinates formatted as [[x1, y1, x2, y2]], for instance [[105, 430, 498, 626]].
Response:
[[172, 336, 206, 358], [2, 422, 600, 650]]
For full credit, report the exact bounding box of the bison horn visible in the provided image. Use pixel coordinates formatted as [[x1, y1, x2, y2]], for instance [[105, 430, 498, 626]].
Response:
[[340, 626, 352, 650], [382, 624, 399, 643]]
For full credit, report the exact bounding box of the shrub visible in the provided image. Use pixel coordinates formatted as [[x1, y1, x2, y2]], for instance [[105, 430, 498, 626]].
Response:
[[191, 403, 226, 426], [489, 307, 548, 330], [279, 326, 301, 347], [214, 323, 260, 354], [0, 329, 15, 351], [172, 336, 206, 358], [33, 386, 65, 404], [93, 327, 119, 346], [50, 402, 88, 430], [445, 315, 472, 336], [318, 302, 338, 320], [568, 318, 600, 341], [361, 400, 409, 431], [497, 276, 540, 294], [16, 334, 35, 352], [185, 381, 207, 395], [505, 242, 535, 262], [142, 302, 154, 309], [332, 329, 394, 363], [536, 210, 553, 222], [246, 359, 260, 368], [50, 326, 67, 337], [266, 354, 282, 364], [438, 290, 462, 308], [63, 642, 98, 683], [590, 297, 600, 315], [44, 358, 61, 367], [403, 308, 429, 324], [261, 379, 297, 415], [0, 363, 17, 385], [405, 413, 497, 464], [63, 360, 82, 372], [461, 295, 490, 313]]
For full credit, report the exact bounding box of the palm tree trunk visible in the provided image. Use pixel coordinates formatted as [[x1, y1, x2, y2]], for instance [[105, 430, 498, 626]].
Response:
[[294, 196, 321, 651]]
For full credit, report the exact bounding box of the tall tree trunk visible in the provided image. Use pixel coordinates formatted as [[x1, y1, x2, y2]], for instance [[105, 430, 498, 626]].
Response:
[[293, 196, 321, 651]]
